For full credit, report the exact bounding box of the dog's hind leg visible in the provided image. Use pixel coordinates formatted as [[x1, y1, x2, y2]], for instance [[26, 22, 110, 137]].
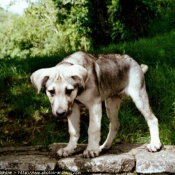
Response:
[[57, 102, 80, 157], [100, 96, 122, 151], [127, 85, 162, 152]]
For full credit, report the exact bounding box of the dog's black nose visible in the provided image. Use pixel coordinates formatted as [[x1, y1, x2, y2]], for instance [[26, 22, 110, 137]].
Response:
[[56, 110, 66, 117]]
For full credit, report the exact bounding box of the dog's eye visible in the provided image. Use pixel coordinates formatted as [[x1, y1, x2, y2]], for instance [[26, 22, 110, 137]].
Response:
[[65, 88, 73, 95], [48, 90, 55, 96]]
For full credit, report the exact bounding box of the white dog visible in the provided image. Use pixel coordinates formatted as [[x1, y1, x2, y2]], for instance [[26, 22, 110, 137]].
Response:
[[30, 51, 162, 158]]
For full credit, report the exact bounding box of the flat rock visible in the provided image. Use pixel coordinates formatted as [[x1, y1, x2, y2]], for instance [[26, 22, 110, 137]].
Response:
[[0, 145, 56, 171], [136, 146, 175, 174], [0, 155, 56, 171], [57, 154, 135, 173]]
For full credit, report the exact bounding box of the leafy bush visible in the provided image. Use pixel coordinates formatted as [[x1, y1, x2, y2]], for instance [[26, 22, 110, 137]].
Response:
[[0, 0, 175, 59], [107, 0, 170, 42]]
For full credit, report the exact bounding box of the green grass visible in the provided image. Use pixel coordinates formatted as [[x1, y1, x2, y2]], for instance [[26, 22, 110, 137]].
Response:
[[0, 31, 175, 147]]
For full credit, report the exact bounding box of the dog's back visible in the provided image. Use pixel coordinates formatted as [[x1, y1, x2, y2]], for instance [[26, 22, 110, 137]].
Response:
[[62, 51, 144, 100]]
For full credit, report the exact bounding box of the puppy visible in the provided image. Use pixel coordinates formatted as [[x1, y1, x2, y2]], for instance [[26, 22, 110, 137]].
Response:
[[31, 51, 161, 158]]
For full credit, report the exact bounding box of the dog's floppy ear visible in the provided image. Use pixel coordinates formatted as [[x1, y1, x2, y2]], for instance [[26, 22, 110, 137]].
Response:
[[65, 65, 88, 90], [71, 75, 86, 90], [30, 68, 52, 93]]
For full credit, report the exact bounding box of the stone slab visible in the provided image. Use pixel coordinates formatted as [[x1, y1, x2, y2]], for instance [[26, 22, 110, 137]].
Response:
[[136, 146, 175, 174], [57, 154, 135, 173], [0, 155, 56, 171]]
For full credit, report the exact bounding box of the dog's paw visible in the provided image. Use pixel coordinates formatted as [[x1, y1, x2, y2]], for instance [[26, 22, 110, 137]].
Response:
[[57, 148, 74, 157], [147, 142, 162, 152], [83, 149, 100, 158]]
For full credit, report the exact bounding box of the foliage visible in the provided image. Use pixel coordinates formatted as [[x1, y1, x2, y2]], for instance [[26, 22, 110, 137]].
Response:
[[108, 0, 164, 42], [0, 0, 175, 59], [52, 0, 174, 44], [0, 10, 16, 59], [53, 0, 93, 50], [147, 0, 175, 37], [19, 0, 64, 57], [0, 0, 77, 59]]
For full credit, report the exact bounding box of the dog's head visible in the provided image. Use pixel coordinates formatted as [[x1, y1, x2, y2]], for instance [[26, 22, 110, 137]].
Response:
[[30, 64, 87, 118]]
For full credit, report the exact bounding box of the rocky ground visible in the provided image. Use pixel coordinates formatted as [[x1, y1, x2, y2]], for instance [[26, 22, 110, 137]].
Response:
[[0, 143, 175, 175]]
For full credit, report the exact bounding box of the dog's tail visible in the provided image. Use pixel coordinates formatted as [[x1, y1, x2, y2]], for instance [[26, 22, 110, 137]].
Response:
[[140, 64, 148, 74]]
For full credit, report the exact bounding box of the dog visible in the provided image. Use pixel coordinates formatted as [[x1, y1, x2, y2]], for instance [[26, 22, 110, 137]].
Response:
[[30, 51, 162, 158]]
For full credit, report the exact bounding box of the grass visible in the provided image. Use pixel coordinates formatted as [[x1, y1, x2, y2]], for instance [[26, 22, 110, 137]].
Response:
[[0, 31, 175, 147]]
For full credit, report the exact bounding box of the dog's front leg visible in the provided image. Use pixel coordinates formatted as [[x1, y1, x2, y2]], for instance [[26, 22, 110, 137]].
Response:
[[57, 102, 80, 157], [83, 98, 102, 158]]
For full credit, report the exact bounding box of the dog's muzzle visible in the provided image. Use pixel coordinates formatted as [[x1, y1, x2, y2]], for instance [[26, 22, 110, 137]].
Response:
[[54, 102, 73, 119], [55, 109, 67, 118]]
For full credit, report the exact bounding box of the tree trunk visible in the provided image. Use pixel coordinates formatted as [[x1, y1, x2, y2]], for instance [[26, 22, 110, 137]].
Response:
[[119, 0, 146, 37], [91, 0, 109, 45]]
